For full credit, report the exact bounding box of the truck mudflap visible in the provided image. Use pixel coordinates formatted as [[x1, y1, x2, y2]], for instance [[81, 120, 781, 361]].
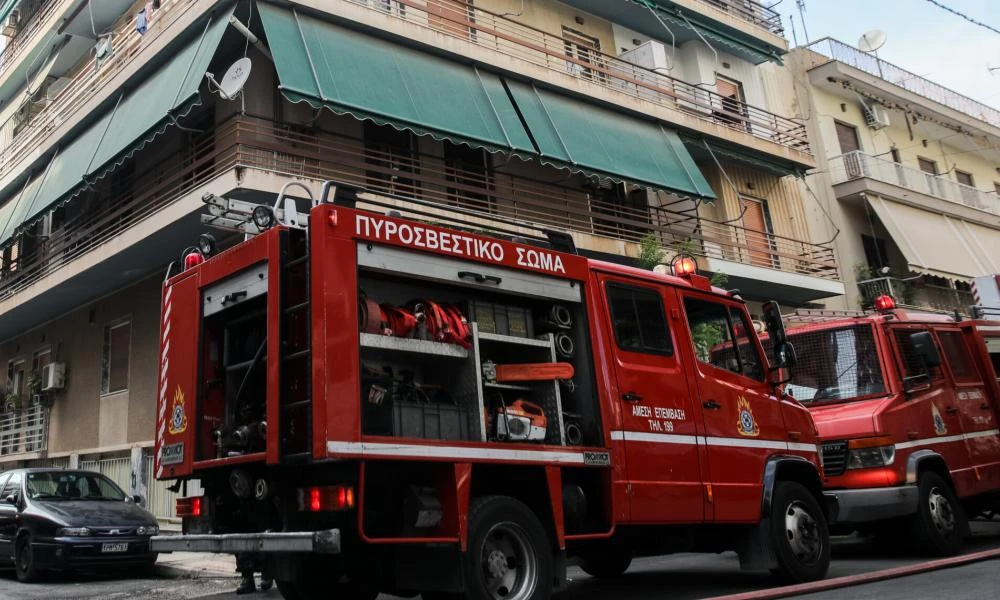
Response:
[[151, 530, 341, 554]]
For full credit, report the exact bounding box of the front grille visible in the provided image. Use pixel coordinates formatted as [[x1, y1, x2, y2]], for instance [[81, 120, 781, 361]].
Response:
[[821, 441, 848, 477], [91, 527, 136, 536]]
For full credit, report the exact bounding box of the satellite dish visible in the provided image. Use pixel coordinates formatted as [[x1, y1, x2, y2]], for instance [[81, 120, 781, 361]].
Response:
[[858, 29, 887, 53], [209, 57, 252, 100]]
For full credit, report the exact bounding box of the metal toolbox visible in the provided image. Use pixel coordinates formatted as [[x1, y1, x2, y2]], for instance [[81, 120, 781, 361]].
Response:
[[466, 301, 533, 338]]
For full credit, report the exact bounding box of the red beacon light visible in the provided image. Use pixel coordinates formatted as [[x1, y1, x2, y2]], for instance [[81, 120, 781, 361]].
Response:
[[672, 256, 697, 277], [873, 294, 896, 312], [184, 251, 205, 270]]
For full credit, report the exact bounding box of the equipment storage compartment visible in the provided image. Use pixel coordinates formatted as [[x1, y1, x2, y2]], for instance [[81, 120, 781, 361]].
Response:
[[357, 242, 601, 448]]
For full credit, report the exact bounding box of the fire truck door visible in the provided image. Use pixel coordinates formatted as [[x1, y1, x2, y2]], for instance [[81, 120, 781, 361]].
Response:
[[938, 329, 1000, 492], [679, 293, 786, 523], [600, 277, 704, 523]]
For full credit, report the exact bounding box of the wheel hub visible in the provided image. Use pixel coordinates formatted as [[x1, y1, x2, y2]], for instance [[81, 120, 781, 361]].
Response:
[[479, 522, 537, 600], [487, 549, 509, 579], [785, 501, 822, 564], [928, 487, 956, 534]]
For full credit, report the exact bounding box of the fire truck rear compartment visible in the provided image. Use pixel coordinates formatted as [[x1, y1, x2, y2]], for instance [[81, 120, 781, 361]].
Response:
[[356, 245, 600, 448]]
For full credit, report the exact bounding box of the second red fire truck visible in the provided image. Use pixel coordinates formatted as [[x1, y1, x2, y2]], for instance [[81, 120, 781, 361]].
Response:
[[151, 182, 830, 599], [779, 299, 1000, 555]]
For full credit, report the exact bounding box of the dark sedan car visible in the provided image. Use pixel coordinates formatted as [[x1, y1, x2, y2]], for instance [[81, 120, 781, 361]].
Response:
[[0, 468, 160, 582]]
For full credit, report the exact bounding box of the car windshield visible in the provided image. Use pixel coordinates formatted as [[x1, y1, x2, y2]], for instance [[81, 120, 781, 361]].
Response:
[[25, 472, 127, 501], [782, 324, 886, 404]]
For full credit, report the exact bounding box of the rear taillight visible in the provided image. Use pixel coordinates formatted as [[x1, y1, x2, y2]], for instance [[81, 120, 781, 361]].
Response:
[[298, 486, 355, 512], [176, 496, 204, 517]]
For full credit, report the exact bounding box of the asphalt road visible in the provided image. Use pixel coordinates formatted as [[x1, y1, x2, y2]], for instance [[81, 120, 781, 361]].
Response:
[[2, 522, 999, 600]]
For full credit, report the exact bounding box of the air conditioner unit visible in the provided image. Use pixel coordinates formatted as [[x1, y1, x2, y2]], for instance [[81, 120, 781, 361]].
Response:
[[618, 40, 673, 74], [864, 104, 891, 129], [41, 363, 66, 391]]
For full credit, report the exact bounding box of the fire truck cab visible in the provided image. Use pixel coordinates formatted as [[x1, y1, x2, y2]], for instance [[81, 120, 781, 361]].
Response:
[[783, 298, 1000, 555], [151, 182, 829, 599]]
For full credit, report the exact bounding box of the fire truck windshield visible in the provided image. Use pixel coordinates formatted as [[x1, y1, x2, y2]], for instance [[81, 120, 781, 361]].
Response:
[[781, 324, 886, 404]]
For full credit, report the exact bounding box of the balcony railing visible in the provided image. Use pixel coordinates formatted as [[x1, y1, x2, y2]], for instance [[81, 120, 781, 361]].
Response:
[[858, 276, 973, 314], [829, 151, 1000, 215], [805, 38, 1000, 130], [0, 0, 194, 187], [0, 0, 65, 78], [695, 0, 783, 35], [0, 404, 47, 456], [0, 113, 836, 302], [345, 0, 809, 153]]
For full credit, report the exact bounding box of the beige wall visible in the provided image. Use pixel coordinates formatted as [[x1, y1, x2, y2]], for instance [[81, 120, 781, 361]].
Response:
[[478, 0, 617, 56], [0, 276, 161, 455]]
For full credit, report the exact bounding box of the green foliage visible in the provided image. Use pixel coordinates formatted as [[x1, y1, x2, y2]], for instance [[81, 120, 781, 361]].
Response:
[[637, 232, 665, 271]]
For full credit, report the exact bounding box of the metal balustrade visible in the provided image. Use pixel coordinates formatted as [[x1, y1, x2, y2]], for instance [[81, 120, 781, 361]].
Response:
[[695, 0, 783, 35], [0, 404, 47, 455], [345, 0, 809, 153], [806, 38, 1000, 130], [857, 276, 974, 314], [829, 151, 1000, 215]]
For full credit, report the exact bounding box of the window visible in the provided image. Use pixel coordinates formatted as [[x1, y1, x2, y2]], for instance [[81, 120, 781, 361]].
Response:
[[591, 184, 650, 238], [781, 325, 885, 403], [938, 331, 977, 381], [605, 284, 672, 355], [917, 157, 938, 175], [562, 27, 604, 82], [715, 76, 748, 130], [1, 472, 21, 500], [955, 170, 975, 187], [741, 196, 775, 268], [861, 235, 889, 271], [31, 348, 51, 375], [6, 359, 24, 402], [834, 121, 861, 154], [683, 297, 764, 380], [444, 143, 493, 213], [428, 0, 475, 39], [893, 328, 940, 379], [101, 320, 131, 395], [364, 122, 418, 197]]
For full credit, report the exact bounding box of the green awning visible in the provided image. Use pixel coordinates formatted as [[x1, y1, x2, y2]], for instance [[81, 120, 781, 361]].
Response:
[[257, 3, 536, 157], [506, 81, 715, 198], [0, 166, 47, 242], [9, 9, 231, 240]]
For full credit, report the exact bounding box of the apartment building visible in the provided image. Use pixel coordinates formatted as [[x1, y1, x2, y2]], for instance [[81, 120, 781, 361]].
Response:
[[782, 38, 1000, 315], [0, 0, 839, 518]]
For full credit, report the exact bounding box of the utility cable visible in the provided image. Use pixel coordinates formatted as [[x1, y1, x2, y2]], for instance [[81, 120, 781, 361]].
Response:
[[923, 0, 1000, 37]]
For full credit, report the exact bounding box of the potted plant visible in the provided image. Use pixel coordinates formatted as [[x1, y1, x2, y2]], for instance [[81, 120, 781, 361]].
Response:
[[3, 379, 19, 413], [25, 371, 42, 406]]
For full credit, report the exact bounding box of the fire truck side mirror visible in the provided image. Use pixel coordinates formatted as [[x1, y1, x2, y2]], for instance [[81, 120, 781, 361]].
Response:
[[761, 301, 794, 371], [910, 331, 941, 369]]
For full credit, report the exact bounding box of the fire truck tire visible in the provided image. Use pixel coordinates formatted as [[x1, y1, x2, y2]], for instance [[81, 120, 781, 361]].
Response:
[[909, 472, 965, 556], [578, 550, 632, 578], [276, 576, 377, 600], [462, 495, 553, 600], [769, 482, 830, 583]]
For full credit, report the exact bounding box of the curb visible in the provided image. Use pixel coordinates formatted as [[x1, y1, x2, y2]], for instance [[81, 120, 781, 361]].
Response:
[[704, 547, 1000, 600], [154, 562, 239, 580]]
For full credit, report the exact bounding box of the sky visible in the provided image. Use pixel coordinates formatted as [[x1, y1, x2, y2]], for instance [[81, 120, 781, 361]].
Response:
[[782, 0, 1000, 107]]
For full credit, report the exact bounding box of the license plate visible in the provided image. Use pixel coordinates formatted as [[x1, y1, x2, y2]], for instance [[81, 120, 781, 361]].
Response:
[[101, 543, 128, 553]]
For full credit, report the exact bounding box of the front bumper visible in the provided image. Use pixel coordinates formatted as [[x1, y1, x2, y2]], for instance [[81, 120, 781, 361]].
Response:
[[151, 529, 341, 554], [33, 536, 155, 569], [824, 485, 919, 524]]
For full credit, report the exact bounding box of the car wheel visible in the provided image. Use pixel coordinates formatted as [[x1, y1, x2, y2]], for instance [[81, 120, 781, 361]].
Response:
[[15, 534, 41, 583], [460, 495, 553, 600], [909, 472, 965, 556], [769, 481, 830, 583], [578, 548, 632, 579]]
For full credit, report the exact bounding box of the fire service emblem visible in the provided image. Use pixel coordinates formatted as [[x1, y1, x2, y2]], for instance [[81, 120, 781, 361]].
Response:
[[168, 385, 188, 435], [737, 396, 760, 437]]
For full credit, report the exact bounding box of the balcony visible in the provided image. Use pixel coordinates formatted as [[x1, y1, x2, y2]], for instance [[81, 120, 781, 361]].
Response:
[[695, 0, 783, 35], [805, 38, 1000, 131], [339, 0, 809, 156], [0, 0, 193, 190], [0, 404, 47, 456], [0, 0, 64, 78], [857, 276, 973, 314], [828, 151, 1000, 215], [0, 114, 835, 313]]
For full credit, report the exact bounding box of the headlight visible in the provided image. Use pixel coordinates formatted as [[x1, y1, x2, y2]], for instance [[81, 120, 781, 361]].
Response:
[[57, 527, 92, 537], [137, 525, 159, 536], [846, 436, 896, 470]]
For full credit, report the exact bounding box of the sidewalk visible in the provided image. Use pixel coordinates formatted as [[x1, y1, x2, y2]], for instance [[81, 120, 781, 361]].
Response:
[[154, 551, 239, 579]]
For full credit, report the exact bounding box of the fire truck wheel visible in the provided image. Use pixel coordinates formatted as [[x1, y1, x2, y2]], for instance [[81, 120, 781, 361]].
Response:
[[910, 472, 965, 556], [769, 481, 830, 583], [276, 576, 377, 600], [578, 549, 632, 578], [463, 495, 553, 600]]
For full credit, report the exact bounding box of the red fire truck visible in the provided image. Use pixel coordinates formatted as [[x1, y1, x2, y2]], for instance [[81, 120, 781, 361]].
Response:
[[780, 297, 1000, 556], [151, 182, 830, 599]]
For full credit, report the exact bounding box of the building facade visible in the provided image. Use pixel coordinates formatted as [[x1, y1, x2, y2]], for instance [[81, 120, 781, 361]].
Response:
[[783, 38, 1000, 315], [0, 0, 839, 519]]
